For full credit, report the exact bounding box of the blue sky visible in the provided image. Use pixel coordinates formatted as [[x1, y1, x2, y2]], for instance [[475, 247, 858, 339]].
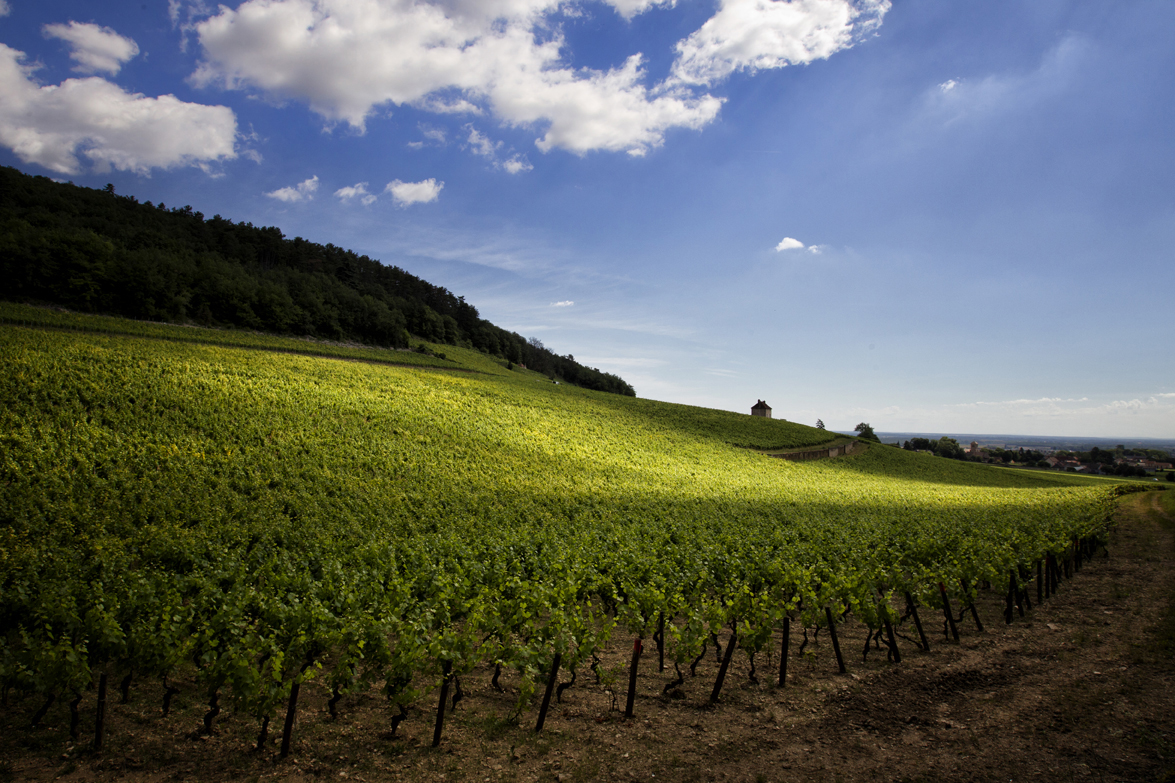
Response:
[[2, 0, 1173, 437]]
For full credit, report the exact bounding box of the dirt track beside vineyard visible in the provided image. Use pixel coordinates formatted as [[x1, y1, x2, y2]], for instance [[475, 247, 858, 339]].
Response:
[[4, 491, 1173, 783]]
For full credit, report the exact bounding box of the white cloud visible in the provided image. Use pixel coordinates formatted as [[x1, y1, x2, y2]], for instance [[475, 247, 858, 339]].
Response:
[[551, 300, 574, 307], [0, 2, 11, 17], [170, 0, 214, 25], [420, 125, 447, 145], [957, 394, 1175, 419], [606, 0, 676, 20], [189, 0, 724, 155], [416, 96, 482, 115], [463, 124, 533, 173], [266, 175, 319, 202], [385, 177, 443, 206], [775, 236, 804, 251], [185, 0, 886, 156], [466, 125, 500, 158], [670, 0, 889, 87], [502, 155, 533, 174], [44, 21, 140, 75], [922, 36, 1090, 127], [0, 44, 237, 175], [334, 181, 376, 204], [807, 244, 824, 254]]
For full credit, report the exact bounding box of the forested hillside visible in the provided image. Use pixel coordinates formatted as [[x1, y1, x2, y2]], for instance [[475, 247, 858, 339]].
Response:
[[0, 166, 633, 396]]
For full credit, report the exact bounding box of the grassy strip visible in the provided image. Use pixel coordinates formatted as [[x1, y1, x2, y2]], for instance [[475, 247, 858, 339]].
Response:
[[0, 300, 466, 370], [1149, 490, 1175, 665]]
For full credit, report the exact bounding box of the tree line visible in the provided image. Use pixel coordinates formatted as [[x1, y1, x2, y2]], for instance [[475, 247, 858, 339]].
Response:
[[0, 166, 634, 396]]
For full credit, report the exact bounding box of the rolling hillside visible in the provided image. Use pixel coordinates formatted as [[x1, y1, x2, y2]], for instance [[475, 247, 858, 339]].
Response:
[[0, 308, 1136, 775]]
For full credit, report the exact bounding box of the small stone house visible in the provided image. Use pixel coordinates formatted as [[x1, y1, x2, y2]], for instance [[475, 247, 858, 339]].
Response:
[[751, 400, 772, 418]]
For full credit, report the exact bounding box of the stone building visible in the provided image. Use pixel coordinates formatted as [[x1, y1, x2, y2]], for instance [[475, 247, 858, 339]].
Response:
[[751, 400, 772, 418]]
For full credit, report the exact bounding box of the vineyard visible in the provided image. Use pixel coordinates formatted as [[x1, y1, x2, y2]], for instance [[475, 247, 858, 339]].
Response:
[[0, 312, 1142, 775]]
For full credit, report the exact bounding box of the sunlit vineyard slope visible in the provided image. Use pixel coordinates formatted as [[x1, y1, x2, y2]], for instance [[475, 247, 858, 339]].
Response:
[[0, 314, 1124, 750]]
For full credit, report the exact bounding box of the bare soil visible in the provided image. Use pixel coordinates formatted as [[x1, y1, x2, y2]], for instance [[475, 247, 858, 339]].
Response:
[[4, 491, 1173, 783]]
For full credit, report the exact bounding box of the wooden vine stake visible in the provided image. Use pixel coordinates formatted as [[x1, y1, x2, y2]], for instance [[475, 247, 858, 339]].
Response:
[[905, 592, 930, 652], [432, 661, 453, 748], [656, 614, 666, 673], [960, 579, 984, 633], [883, 616, 901, 663], [824, 608, 846, 674], [94, 672, 108, 753], [534, 652, 562, 733], [281, 662, 313, 758], [1005, 571, 1016, 625], [1037, 560, 1044, 604], [709, 628, 737, 702], [624, 638, 641, 718], [939, 583, 960, 642], [280, 683, 300, 757], [777, 617, 790, 687]]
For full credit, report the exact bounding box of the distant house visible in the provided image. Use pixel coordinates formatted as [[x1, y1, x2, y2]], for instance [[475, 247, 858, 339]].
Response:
[[751, 400, 772, 418]]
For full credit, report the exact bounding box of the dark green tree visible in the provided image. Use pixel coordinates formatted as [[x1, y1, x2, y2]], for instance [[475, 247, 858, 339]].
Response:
[[854, 423, 880, 443]]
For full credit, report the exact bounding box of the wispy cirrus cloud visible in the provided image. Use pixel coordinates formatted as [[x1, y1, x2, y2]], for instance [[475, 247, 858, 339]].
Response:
[[953, 394, 1175, 418], [465, 125, 533, 173]]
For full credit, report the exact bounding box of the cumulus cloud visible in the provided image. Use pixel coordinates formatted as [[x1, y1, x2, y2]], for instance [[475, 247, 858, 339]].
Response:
[[44, 21, 140, 75], [551, 300, 574, 307], [0, 44, 237, 175], [807, 244, 823, 254], [187, 0, 881, 156], [334, 181, 376, 204], [502, 155, 533, 174], [938, 78, 958, 93], [0, 2, 10, 17], [670, 0, 889, 87], [266, 175, 319, 201], [385, 178, 443, 206], [775, 236, 804, 251]]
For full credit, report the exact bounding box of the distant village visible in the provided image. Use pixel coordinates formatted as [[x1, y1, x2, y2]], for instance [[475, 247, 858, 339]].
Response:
[[901, 438, 1173, 479], [749, 400, 1173, 479]]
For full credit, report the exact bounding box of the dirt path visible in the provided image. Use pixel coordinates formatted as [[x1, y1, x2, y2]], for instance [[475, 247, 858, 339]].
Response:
[[4, 492, 1173, 783]]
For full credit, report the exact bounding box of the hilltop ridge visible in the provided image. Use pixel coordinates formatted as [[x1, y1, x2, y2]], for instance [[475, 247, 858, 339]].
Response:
[[0, 165, 633, 396]]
